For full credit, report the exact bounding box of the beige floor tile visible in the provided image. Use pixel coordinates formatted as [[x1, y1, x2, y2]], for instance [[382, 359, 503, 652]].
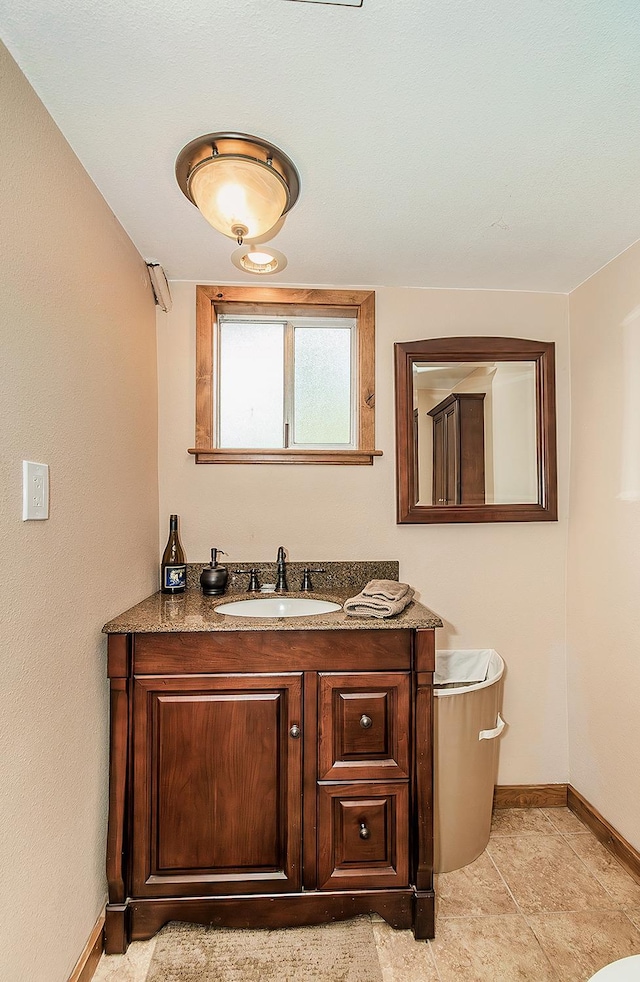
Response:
[[373, 922, 439, 982], [491, 808, 556, 836], [625, 909, 640, 930], [527, 910, 640, 982], [429, 913, 557, 981], [564, 835, 640, 908], [436, 850, 517, 917], [487, 834, 617, 913], [542, 807, 590, 835], [93, 937, 157, 982]]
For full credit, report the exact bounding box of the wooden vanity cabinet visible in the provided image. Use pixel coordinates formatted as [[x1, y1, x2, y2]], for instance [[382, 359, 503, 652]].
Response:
[[105, 628, 435, 953]]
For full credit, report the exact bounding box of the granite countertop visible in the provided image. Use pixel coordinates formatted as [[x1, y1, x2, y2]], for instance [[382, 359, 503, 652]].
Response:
[[103, 588, 442, 634], [103, 561, 442, 634]]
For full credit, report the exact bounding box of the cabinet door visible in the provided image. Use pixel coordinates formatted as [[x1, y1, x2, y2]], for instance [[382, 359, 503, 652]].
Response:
[[132, 674, 302, 897], [432, 411, 446, 504], [444, 403, 458, 503], [432, 404, 458, 504]]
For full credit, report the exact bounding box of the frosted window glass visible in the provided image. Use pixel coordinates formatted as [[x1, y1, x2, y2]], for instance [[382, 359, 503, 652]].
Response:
[[294, 327, 352, 445], [219, 321, 284, 447]]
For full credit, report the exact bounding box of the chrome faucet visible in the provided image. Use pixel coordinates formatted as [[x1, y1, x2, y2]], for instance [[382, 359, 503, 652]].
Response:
[[275, 545, 288, 593]]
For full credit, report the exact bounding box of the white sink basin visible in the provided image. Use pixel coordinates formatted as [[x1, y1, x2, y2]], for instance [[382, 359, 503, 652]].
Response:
[[215, 597, 341, 618]]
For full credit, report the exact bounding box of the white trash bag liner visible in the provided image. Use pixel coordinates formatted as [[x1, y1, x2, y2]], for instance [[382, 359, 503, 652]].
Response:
[[434, 648, 494, 687]]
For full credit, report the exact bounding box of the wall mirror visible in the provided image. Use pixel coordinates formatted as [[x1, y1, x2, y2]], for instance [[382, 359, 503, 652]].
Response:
[[394, 337, 557, 523]]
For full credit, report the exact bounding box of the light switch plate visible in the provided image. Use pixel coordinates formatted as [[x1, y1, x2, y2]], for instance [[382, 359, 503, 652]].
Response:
[[23, 461, 49, 520]]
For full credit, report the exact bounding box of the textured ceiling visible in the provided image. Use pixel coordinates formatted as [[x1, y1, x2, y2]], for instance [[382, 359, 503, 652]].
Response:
[[1, 0, 640, 291]]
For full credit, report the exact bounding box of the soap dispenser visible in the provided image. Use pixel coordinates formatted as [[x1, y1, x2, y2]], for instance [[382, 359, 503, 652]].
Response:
[[200, 548, 228, 596]]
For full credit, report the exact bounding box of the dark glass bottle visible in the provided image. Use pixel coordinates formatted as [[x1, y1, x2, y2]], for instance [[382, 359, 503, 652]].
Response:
[[161, 514, 186, 594]]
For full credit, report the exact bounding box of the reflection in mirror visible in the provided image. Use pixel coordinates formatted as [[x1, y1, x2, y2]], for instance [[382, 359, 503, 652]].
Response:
[[414, 361, 538, 506], [395, 338, 557, 524]]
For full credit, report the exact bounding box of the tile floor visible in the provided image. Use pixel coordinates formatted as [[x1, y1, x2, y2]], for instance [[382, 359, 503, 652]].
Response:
[[93, 807, 640, 982]]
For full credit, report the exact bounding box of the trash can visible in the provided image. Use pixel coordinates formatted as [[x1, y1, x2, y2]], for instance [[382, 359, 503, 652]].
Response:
[[433, 649, 505, 873]]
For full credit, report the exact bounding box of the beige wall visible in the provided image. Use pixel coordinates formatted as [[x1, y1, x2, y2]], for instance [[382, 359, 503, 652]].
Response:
[[568, 240, 640, 850], [0, 43, 159, 982], [158, 281, 570, 786], [491, 363, 538, 503]]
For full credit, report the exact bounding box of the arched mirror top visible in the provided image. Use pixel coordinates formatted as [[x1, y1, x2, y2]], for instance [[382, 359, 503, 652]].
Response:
[[394, 337, 557, 524]]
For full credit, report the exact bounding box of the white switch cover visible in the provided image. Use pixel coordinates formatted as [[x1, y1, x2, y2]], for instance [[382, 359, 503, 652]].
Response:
[[23, 461, 49, 520]]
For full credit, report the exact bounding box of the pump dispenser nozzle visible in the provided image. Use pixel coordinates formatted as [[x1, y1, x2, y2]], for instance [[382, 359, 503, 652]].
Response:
[[210, 547, 226, 567]]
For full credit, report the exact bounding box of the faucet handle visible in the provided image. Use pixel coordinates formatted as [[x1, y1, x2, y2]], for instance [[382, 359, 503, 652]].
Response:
[[234, 568, 261, 592], [301, 567, 325, 592]]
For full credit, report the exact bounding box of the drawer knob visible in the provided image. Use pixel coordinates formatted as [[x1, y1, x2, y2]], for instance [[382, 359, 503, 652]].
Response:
[[289, 724, 301, 739], [360, 714, 373, 729], [359, 822, 371, 840]]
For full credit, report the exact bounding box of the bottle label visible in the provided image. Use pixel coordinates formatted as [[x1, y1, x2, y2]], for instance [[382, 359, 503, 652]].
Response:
[[163, 565, 186, 590]]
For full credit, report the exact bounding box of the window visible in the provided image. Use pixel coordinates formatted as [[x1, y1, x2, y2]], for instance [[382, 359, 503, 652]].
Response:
[[218, 315, 354, 449], [190, 287, 381, 464]]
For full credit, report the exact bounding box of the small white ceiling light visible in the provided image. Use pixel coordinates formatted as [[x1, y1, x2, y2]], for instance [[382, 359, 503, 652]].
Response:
[[231, 244, 288, 275], [175, 133, 300, 245]]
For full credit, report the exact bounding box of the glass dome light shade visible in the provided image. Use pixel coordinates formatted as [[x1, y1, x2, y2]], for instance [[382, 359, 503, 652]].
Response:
[[188, 156, 289, 240]]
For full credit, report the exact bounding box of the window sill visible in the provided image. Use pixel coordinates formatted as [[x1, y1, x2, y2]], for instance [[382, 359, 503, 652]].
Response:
[[188, 448, 383, 465]]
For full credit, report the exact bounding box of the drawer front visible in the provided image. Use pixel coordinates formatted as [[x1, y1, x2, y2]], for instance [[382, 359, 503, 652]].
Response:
[[317, 783, 409, 890], [133, 630, 412, 675], [318, 673, 410, 780]]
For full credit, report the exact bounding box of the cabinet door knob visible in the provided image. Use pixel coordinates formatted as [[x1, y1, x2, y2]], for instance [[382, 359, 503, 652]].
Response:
[[359, 822, 371, 840], [289, 724, 301, 739], [359, 714, 372, 729]]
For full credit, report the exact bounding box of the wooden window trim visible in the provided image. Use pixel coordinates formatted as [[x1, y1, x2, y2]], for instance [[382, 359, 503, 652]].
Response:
[[189, 286, 382, 465]]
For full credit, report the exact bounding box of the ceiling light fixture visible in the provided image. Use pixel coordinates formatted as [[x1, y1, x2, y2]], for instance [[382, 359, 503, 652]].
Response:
[[231, 244, 288, 275], [175, 132, 300, 245]]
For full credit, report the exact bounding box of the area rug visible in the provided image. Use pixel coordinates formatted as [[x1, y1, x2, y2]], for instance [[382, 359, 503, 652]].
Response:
[[144, 916, 384, 982]]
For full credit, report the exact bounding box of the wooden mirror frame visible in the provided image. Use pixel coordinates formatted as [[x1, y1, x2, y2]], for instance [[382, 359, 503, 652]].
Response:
[[394, 337, 558, 524]]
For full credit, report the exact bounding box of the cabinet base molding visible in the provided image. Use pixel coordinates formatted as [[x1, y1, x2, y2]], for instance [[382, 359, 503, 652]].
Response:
[[105, 890, 433, 953], [67, 913, 104, 982], [567, 786, 640, 885], [412, 891, 435, 940], [105, 905, 128, 956], [493, 784, 568, 808]]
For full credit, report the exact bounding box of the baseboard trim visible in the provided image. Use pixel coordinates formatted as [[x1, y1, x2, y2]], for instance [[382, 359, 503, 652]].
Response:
[[493, 784, 568, 808], [567, 785, 640, 884], [67, 913, 104, 982]]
